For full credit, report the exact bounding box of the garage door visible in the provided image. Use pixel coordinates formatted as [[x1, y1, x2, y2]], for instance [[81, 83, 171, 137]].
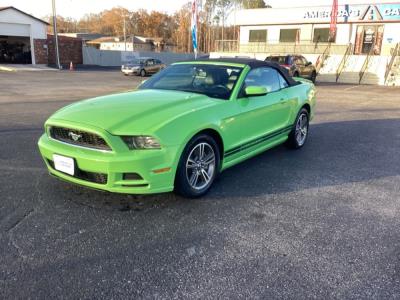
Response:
[[0, 36, 32, 64], [0, 23, 32, 64]]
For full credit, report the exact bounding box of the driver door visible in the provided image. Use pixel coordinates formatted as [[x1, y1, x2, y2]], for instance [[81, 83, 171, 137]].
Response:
[[223, 67, 293, 158]]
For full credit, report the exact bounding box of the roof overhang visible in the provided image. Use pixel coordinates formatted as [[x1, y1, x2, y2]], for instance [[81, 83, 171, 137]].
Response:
[[0, 6, 50, 25]]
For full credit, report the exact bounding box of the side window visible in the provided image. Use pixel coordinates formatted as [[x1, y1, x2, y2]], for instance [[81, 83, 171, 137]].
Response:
[[294, 56, 303, 65], [147, 59, 154, 66], [300, 56, 308, 65], [243, 67, 282, 94], [278, 72, 289, 89]]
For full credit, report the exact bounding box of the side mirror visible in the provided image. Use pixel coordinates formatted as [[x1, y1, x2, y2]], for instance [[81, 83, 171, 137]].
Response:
[[245, 86, 269, 97]]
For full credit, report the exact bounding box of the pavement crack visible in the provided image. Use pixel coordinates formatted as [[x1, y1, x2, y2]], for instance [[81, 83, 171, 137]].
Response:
[[35, 174, 45, 206], [5, 209, 34, 233], [9, 233, 28, 262]]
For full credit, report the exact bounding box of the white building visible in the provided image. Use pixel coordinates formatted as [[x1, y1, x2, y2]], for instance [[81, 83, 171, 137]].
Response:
[[236, 2, 400, 56], [213, 2, 400, 85], [0, 6, 49, 65]]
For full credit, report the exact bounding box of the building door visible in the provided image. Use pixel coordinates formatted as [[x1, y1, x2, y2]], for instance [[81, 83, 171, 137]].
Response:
[[354, 25, 384, 55]]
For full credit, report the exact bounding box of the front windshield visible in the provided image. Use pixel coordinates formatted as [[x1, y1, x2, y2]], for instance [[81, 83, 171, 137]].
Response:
[[139, 64, 243, 100], [127, 59, 145, 65]]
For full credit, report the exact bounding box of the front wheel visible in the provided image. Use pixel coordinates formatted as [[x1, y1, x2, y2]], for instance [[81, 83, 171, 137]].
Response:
[[287, 108, 309, 149], [175, 134, 220, 198], [140, 69, 146, 77], [310, 71, 317, 83]]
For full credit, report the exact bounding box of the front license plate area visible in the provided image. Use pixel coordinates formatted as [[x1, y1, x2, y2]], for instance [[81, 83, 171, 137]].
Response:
[[53, 154, 75, 176]]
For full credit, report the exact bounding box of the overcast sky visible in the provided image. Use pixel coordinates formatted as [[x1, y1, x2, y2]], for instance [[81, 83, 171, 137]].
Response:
[[1, 0, 396, 19]]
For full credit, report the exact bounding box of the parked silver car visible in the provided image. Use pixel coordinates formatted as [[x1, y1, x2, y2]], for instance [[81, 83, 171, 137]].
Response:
[[121, 57, 166, 77]]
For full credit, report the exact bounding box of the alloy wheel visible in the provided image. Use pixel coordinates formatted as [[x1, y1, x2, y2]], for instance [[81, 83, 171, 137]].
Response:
[[185, 142, 216, 190], [295, 113, 308, 146]]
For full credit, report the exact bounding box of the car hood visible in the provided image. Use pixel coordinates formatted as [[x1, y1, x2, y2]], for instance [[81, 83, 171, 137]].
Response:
[[49, 89, 218, 135]]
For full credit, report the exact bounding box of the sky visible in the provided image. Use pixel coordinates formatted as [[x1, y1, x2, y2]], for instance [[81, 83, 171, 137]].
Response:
[[0, 0, 396, 19]]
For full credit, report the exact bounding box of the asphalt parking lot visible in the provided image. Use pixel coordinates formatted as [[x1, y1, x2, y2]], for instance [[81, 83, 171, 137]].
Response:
[[1, 70, 400, 298]]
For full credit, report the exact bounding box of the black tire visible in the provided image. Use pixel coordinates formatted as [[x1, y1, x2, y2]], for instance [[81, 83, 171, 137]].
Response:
[[175, 134, 220, 198], [293, 71, 300, 78], [140, 69, 146, 77], [310, 71, 317, 83], [287, 108, 310, 149]]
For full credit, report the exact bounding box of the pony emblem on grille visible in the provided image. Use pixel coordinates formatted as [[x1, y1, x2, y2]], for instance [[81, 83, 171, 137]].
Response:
[[68, 132, 82, 141]]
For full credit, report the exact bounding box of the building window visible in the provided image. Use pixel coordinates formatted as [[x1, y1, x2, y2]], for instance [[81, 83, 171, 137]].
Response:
[[279, 29, 300, 43], [313, 28, 335, 43], [249, 30, 267, 43]]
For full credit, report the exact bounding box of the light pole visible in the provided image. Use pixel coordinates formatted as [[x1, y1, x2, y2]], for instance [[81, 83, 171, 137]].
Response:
[[123, 16, 127, 52], [51, 0, 61, 69]]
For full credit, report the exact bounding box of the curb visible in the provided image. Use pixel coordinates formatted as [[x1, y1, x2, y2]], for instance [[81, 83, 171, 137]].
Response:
[[0, 66, 16, 72]]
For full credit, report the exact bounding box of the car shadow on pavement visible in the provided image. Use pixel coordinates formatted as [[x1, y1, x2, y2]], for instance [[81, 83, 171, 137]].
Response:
[[48, 118, 400, 210]]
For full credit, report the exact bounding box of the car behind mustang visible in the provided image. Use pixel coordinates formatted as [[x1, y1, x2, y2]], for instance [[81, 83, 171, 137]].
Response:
[[38, 58, 316, 198]]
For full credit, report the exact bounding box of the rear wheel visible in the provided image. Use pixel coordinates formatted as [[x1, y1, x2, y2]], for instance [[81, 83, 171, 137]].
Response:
[[287, 108, 309, 149], [310, 71, 317, 83], [175, 134, 220, 198], [293, 71, 299, 78]]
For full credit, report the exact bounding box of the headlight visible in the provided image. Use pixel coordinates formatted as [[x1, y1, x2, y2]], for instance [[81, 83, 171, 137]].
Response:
[[122, 136, 161, 149]]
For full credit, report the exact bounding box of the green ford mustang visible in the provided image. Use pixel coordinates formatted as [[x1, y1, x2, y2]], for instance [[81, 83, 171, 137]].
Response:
[[38, 58, 316, 197]]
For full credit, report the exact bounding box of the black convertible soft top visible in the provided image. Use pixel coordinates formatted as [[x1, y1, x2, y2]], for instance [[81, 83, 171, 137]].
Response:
[[193, 57, 300, 87]]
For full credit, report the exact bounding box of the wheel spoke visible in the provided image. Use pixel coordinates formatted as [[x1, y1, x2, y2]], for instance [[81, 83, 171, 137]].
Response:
[[187, 158, 196, 169], [198, 143, 205, 159], [201, 169, 210, 183], [203, 154, 215, 166], [300, 115, 305, 127], [296, 131, 302, 142], [189, 172, 199, 186]]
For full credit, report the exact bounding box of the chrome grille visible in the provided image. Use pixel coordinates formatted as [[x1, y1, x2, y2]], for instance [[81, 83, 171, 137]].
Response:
[[49, 126, 111, 151]]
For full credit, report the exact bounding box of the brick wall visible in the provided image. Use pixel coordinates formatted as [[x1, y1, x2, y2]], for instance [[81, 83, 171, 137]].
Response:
[[33, 39, 48, 64], [47, 35, 83, 65], [33, 35, 82, 65]]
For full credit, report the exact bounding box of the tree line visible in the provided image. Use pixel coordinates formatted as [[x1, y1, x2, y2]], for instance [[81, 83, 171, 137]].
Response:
[[46, 0, 269, 53]]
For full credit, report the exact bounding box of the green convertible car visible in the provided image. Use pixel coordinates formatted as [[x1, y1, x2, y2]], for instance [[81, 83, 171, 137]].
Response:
[[38, 58, 316, 198]]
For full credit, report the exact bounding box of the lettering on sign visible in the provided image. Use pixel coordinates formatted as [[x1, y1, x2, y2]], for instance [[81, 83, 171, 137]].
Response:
[[384, 8, 400, 16], [303, 3, 400, 21]]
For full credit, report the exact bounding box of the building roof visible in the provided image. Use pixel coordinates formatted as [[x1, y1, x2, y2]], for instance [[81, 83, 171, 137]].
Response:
[[87, 35, 154, 45], [86, 36, 120, 44], [0, 6, 50, 25], [58, 33, 105, 41]]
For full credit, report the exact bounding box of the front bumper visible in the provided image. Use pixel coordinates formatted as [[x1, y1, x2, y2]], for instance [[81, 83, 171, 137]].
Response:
[[37, 124, 179, 194], [122, 69, 140, 75]]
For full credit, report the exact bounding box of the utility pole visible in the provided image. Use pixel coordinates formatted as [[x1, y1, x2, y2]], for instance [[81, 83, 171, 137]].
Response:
[[51, 0, 61, 69], [123, 17, 127, 52]]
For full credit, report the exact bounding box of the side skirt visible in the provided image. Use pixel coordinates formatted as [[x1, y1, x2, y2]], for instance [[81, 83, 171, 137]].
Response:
[[224, 125, 292, 158], [221, 125, 292, 170], [221, 135, 288, 171]]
